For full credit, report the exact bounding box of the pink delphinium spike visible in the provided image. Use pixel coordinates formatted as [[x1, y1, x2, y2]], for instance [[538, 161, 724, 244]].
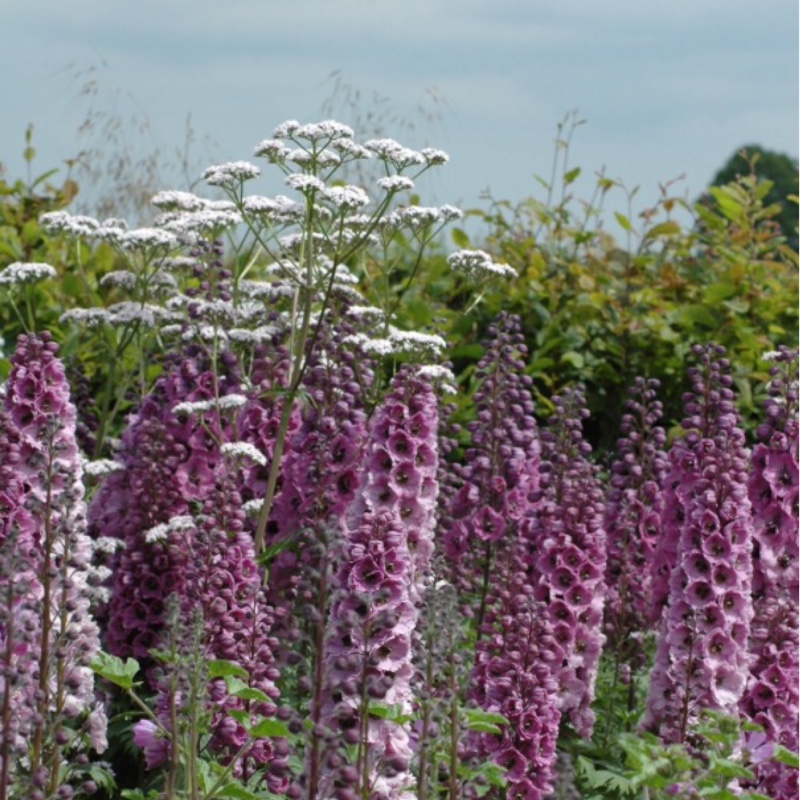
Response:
[[316, 366, 439, 800], [528, 385, 606, 738], [740, 347, 798, 800], [0, 333, 104, 788], [643, 344, 753, 744]]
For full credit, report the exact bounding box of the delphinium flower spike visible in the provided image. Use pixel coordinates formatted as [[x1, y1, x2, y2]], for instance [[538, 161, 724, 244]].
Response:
[[0, 333, 104, 797], [314, 366, 439, 800], [740, 347, 798, 800], [527, 385, 606, 738], [440, 313, 540, 633], [643, 344, 753, 744], [603, 378, 668, 683]]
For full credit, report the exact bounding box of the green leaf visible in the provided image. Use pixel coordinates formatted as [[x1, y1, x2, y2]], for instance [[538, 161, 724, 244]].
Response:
[[91, 652, 140, 691], [231, 687, 271, 704], [247, 718, 290, 738], [614, 211, 633, 232], [564, 167, 581, 185], [560, 351, 585, 369], [214, 785, 261, 800], [467, 722, 503, 734], [464, 709, 510, 726], [643, 221, 681, 240], [451, 227, 471, 248], [208, 660, 250, 680], [772, 744, 800, 768]]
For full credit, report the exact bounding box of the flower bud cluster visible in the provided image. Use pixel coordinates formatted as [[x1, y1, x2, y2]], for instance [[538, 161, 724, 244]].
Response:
[[644, 345, 753, 743], [528, 385, 606, 738], [741, 347, 798, 800], [604, 377, 668, 661], [0, 333, 104, 786]]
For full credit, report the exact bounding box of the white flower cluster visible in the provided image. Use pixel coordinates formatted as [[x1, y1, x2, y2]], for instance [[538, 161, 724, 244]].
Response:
[[145, 515, 195, 544], [273, 119, 355, 142], [416, 364, 458, 395], [382, 205, 463, 233], [320, 185, 369, 210], [82, 459, 125, 477], [377, 175, 415, 192], [120, 228, 180, 251], [0, 261, 57, 286], [151, 190, 207, 212], [447, 249, 516, 280], [221, 441, 268, 467], [40, 211, 100, 237], [285, 174, 326, 193], [202, 161, 261, 187], [94, 536, 126, 555], [241, 194, 305, 223], [343, 329, 447, 359]]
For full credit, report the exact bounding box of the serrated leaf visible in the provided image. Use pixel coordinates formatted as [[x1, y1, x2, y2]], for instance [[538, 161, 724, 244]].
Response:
[[91, 652, 140, 691]]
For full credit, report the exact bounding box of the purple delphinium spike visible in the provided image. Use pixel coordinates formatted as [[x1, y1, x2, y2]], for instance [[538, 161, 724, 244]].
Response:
[[470, 547, 561, 799], [146, 475, 285, 788], [643, 344, 753, 744], [604, 378, 668, 669], [440, 313, 540, 630], [0, 333, 104, 790], [740, 347, 798, 800], [316, 366, 439, 800], [528, 385, 606, 738]]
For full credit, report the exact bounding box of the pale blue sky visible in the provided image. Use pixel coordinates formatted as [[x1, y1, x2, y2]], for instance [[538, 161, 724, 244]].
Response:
[[2, 0, 797, 237]]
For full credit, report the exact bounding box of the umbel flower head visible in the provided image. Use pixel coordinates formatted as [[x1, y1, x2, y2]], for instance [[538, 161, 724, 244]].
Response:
[[0, 333, 104, 789], [740, 347, 798, 800], [644, 344, 753, 744]]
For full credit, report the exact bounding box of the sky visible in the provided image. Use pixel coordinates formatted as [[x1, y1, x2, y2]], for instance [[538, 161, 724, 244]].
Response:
[[1, 0, 797, 239]]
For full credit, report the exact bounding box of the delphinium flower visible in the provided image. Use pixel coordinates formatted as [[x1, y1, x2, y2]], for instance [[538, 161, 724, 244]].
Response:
[[314, 366, 440, 800], [527, 385, 606, 738], [643, 344, 753, 745], [440, 313, 540, 630], [603, 378, 668, 676], [470, 573, 562, 800], [740, 347, 798, 800], [0, 333, 104, 796], [89, 352, 238, 662], [141, 474, 286, 790]]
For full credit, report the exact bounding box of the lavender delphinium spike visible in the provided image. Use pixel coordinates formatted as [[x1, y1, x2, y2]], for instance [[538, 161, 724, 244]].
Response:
[[604, 378, 668, 675], [316, 366, 439, 800], [528, 385, 606, 738], [643, 344, 753, 744], [0, 333, 104, 795], [740, 347, 798, 800]]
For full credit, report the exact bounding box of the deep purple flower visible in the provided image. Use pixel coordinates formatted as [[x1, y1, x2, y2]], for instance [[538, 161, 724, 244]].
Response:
[[603, 378, 667, 668]]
